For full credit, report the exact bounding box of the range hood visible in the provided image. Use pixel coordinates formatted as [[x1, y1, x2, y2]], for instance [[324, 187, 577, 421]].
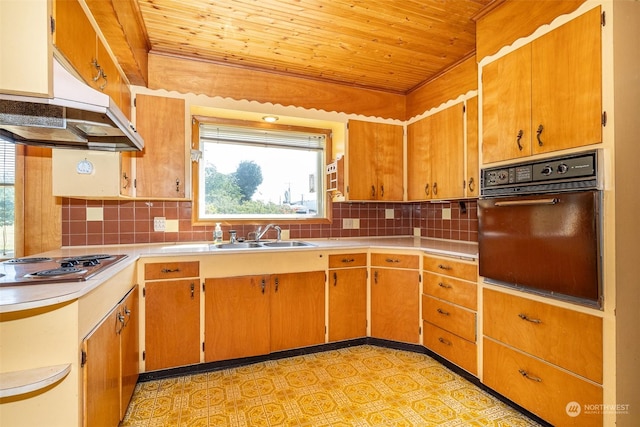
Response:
[[0, 60, 143, 151]]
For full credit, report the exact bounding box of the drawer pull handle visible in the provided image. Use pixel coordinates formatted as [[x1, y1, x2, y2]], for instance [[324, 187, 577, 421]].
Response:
[[385, 258, 400, 263], [437, 264, 451, 270], [519, 369, 542, 382], [437, 308, 450, 316], [438, 337, 451, 346], [438, 282, 452, 289], [374, 271, 378, 284], [518, 313, 542, 324], [341, 258, 355, 263], [161, 268, 180, 273], [333, 272, 338, 287]]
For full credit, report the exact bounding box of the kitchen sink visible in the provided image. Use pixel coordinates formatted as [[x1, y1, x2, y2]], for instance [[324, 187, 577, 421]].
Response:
[[261, 241, 315, 248], [210, 241, 315, 250], [211, 242, 264, 249]]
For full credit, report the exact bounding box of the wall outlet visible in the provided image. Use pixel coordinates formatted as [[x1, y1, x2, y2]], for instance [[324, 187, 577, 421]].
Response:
[[165, 219, 179, 233], [153, 217, 166, 232], [442, 208, 452, 220], [343, 218, 353, 229], [352, 218, 360, 229], [413, 227, 421, 237], [86, 207, 104, 221], [280, 229, 290, 240], [385, 209, 394, 219]]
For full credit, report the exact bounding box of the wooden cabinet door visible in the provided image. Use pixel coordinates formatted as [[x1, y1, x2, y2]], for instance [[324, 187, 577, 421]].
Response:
[[120, 287, 139, 420], [83, 308, 120, 427], [375, 122, 404, 201], [407, 115, 433, 200], [135, 94, 186, 198], [347, 120, 378, 200], [371, 268, 419, 344], [482, 45, 532, 164], [270, 271, 325, 352], [144, 279, 200, 370], [531, 6, 602, 154], [328, 268, 367, 342], [465, 96, 479, 197], [430, 104, 464, 199], [54, 0, 98, 87], [205, 275, 271, 362], [347, 120, 403, 201]]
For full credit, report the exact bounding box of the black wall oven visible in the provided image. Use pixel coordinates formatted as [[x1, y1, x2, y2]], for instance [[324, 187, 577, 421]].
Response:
[[478, 150, 603, 308]]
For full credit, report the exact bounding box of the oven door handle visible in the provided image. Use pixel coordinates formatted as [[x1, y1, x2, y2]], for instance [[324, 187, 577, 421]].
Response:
[[494, 198, 559, 207]]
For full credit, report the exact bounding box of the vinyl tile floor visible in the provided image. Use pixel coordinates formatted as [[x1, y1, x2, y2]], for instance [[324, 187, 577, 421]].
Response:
[[121, 345, 543, 427]]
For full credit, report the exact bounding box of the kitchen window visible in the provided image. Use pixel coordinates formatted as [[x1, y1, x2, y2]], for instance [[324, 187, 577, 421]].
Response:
[[192, 117, 331, 222], [0, 140, 15, 257]]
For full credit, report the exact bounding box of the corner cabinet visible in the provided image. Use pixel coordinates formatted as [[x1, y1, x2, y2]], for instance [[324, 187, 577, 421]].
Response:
[[82, 285, 139, 427], [407, 103, 465, 200], [370, 253, 420, 343], [482, 7, 602, 164], [347, 120, 404, 201], [135, 94, 187, 198]]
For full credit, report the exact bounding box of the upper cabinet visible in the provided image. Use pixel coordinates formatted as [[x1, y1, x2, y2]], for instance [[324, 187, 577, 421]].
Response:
[[347, 120, 404, 201], [482, 7, 602, 164], [407, 103, 465, 201], [134, 94, 186, 199], [0, 0, 52, 97], [54, 0, 130, 118]]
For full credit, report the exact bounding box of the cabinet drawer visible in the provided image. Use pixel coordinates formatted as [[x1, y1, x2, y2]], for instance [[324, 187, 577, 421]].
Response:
[[144, 261, 199, 280], [423, 255, 477, 281], [484, 338, 602, 427], [423, 322, 477, 375], [483, 288, 602, 383], [422, 295, 476, 342], [328, 253, 367, 268], [371, 253, 418, 269], [423, 273, 477, 310]]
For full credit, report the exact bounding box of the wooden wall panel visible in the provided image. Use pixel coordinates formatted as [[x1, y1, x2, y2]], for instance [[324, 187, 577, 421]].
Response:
[[475, 0, 585, 61], [19, 147, 61, 256], [147, 52, 406, 120], [406, 55, 477, 120]]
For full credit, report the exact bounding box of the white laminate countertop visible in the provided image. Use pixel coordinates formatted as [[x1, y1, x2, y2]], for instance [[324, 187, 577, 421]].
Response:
[[0, 236, 477, 313]]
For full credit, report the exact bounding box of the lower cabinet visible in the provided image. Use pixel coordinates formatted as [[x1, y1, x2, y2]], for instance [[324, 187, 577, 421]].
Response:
[[483, 288, 603, 426], [205, 271, 325, 361], [144, 279, 201, 370], [328, 253, 367, 342], [370, 253, 420, 343], [82, 286, 139, 427]]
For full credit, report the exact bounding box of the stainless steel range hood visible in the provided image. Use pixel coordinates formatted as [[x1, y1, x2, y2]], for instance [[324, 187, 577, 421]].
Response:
[[0, 60, 143, 151]]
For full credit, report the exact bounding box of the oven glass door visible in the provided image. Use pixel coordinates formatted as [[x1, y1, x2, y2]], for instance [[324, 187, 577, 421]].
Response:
[[478, 190, 601, 305]]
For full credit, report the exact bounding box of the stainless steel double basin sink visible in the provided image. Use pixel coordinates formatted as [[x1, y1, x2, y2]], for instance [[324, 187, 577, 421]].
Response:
[[211, 241, 315, 250]]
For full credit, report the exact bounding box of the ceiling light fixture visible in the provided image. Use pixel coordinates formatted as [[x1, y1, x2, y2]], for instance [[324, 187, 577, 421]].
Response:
[[262, 115, 279, 123]]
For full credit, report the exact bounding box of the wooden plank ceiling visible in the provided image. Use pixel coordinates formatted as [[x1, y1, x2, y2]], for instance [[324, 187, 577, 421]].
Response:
[[121, 0, 490, 94]]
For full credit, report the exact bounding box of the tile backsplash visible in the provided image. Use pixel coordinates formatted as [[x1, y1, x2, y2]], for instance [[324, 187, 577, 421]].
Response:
[[61, 199, 477, 247]]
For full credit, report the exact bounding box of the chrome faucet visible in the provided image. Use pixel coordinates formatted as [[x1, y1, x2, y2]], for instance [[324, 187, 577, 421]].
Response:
[[255, 224, 281, 241]]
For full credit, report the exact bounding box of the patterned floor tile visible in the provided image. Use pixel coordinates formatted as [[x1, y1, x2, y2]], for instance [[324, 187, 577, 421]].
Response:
[[121, 345, 543, 427]]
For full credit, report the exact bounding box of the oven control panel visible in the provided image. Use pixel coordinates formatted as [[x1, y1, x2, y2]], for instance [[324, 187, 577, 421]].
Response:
[[481, 151, 600, 196]]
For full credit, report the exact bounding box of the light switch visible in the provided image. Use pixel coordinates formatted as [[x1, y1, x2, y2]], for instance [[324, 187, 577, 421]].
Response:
[[442, 208, 452, 220], [165, 220, 179, 233]]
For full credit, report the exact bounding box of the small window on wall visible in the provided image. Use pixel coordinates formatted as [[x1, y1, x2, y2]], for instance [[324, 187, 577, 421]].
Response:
[[193, 118, 330, 221], [0, 141, 15, 258]]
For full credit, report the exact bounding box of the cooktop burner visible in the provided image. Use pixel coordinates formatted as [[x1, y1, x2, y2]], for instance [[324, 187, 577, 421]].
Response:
[[28, 267, 88, 277], [6, 257, 54, 264], [0, 254, 128, 286]]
